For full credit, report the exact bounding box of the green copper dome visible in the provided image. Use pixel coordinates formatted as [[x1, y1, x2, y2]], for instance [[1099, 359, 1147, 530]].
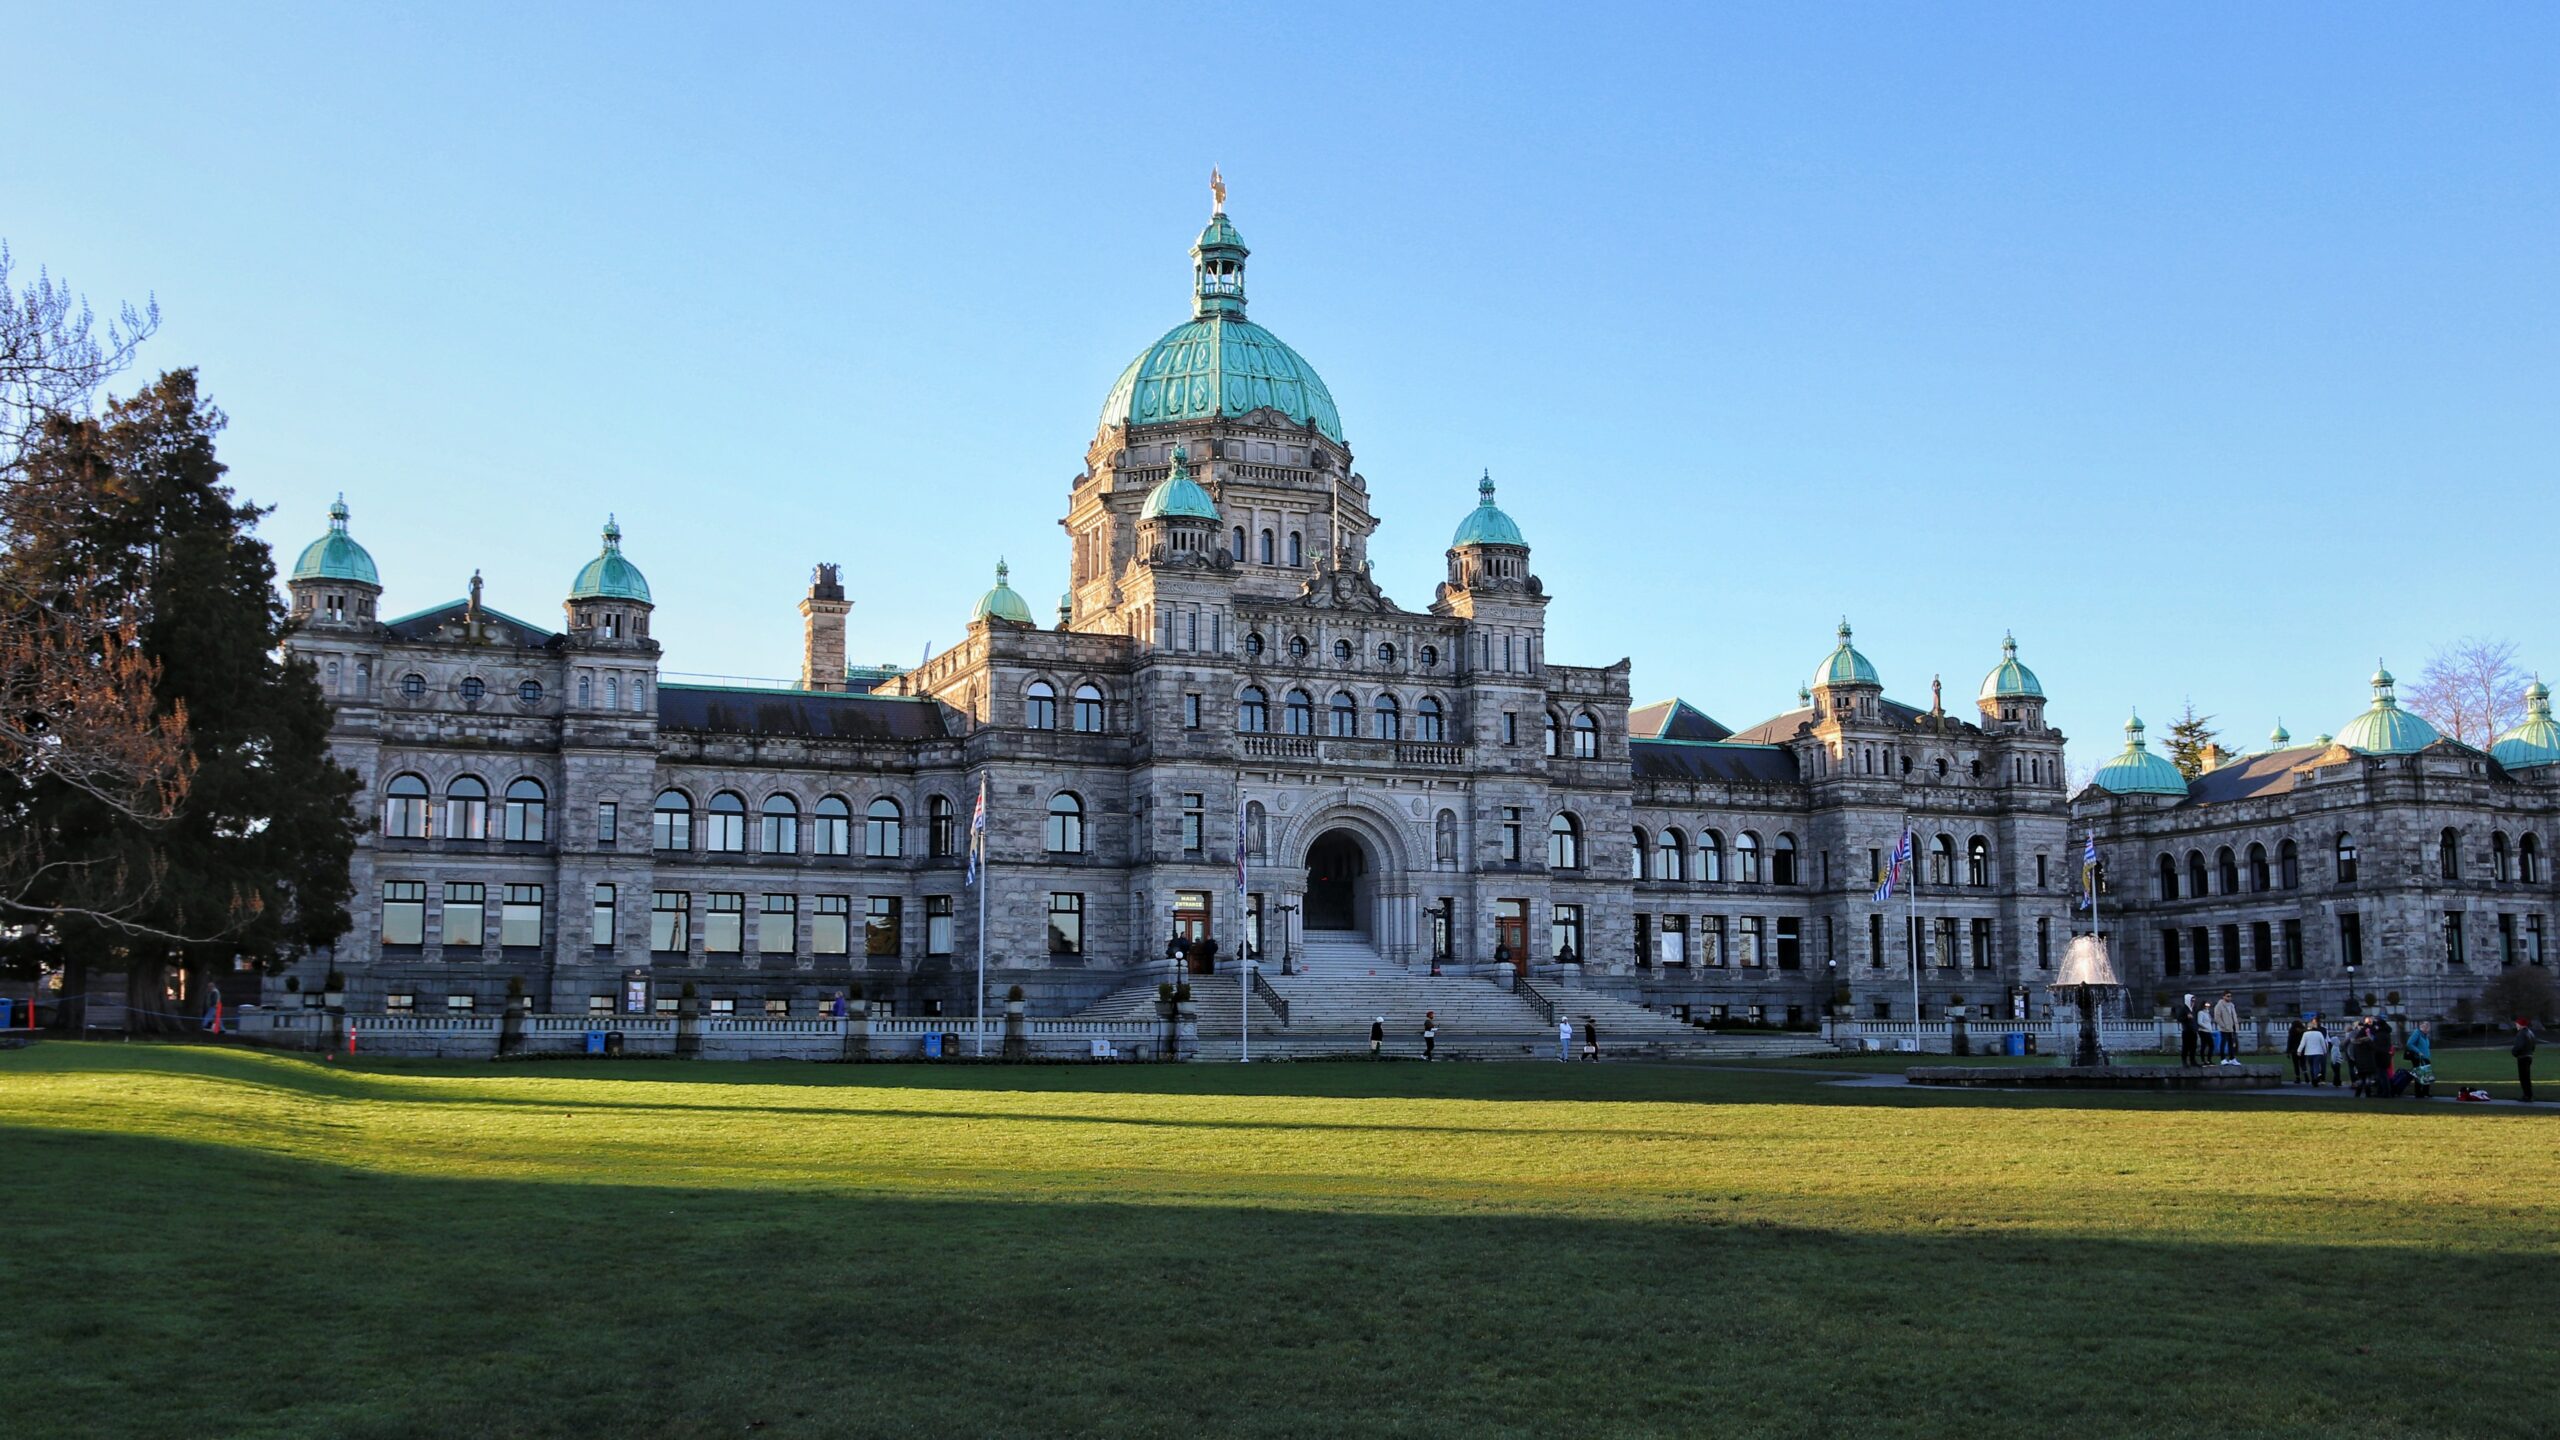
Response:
[[2091, 713, 2190, 796], [1977, 631, 2043, 702], [1139, 447, 1220, 521], [2335, 663, 2441, 756], [2493, 679, 2560, 769], [2263, 719, 2294, 752], [1812, 619, 1880, 690], [1098, 203, 1345, 443], [971, 559, 1035, 626], [1451, 471, 1526, 547], [568, 516, 652, 603], [290, 495, 380, 587]]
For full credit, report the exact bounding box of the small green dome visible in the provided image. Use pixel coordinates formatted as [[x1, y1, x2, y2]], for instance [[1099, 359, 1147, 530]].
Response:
[[1098, 202, 1344, 443], [1140, 447, 1220, 521], [568, 516, 652, 603], [2493, 679, 2560, 769], [1451, 471, 1526, 548], [972, 559, 1035, 626], [2264, 719, 2294, 751], [1977, 631, 2043, 702], [1812, 619, 1880, 690], [290, 495, 380, 587], [2334, 662, 2441, 755], [2091, 712, 2190, 796]]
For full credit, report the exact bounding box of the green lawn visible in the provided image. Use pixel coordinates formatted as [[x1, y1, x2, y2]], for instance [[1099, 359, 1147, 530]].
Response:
[[3, 1043, 2555, 1439]]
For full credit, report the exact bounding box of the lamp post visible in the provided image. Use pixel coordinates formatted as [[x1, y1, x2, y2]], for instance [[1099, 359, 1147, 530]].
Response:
[[1430, 898, 1452, 976], [1277, 902, 1298, 976], [1824, 958, 1837, 1044]]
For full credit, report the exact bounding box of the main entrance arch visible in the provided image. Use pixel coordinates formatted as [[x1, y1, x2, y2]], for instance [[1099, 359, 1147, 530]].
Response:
[[1304, 828, 1370, 932]]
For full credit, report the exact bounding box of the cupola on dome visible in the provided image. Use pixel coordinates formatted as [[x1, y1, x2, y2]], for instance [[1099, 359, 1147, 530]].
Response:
[[2090, 713, 2189, 796], [1451, 471, 1526, 548], [569, 517, 652, 603], [1977, 631, 2043, 702], [1812, 619, 1880, 690], [1097, 185, 1344, 443], [1139, 447, 1220, 521], [2333, 663, 2441, 756], [291, 495, 380, 586], [971, 559, 1035, 626], [2493, 679, 2560, 770]]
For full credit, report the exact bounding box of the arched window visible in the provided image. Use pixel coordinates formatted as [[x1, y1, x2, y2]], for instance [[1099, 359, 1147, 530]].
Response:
[[1656, 828, 1686, 882], [865, 798, 904, 858], [1044, 792, 1083, 854], [706, 791, 747, 852], [1247, 801, 1268, 860], [1543, 713, 1561, 757], [445, 776, 489, 840], [383, 773, 430, 838], [503, 778, 547, 843], [1329, 692, 1358, 737], [1966, 836, 1990, 887], [1072, 684, 1105, 733], [1372, 693, 1401, 741], [1333, 639, 1352, 664], [2247, 842, 2270, 892], [653, 789, 694, 851], [1631, 826, 1649, 880], [1773, 833, 1798, 886], [2188, 851, 2209, 897], [760, 794, 799, 854], [1417, 695, 1445, 742], [2279, 838, 2301, 890], [577, 673, 592, 707], [1738, 830, 1763, 883], [2216, 846, 2239, 895], [813, 795, 851, 856], [2523, 833, 2542, 885], [1434, 809, 1457, 868], [1378, 642, 1397, 667], [1230, 526, 1247, 562], [1287, 532, 1302, 566], [1699, 830, 1725, 883], [929, 795, 955, 856], [1572, 712, 1598, 758], [1548, 812, 1583, 871], [1288, 636, 1308, 661], [1024, 681, 1057, 730], [1259, 529, 1275, 564], [1285, 689, 1314, 735], [2335, 833, 2358, 884], [2157, 854, 2180, 900], [1244, 632, 1265, 659], [2493, 831, 2512, 882], [605, 675, 620, 710], [1927, 834, 1953, 887], [2439, 827, 2460, 880], [1238, 687, 1269, 733]]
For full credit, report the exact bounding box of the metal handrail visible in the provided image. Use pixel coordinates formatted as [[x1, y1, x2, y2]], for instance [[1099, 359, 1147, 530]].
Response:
[[1250, 969, 1291, 1025], [1511, 968, 1555, 1026]]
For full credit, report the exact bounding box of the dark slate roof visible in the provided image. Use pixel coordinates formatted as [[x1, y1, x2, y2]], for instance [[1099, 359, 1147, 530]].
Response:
[[657, 685, 947, 741], [2181, 746, 2324, 805], [382, 600, 558, 647], [1631, 739, 1802, 786], [1725, 697, 1981, 745], [1629, 698, 1733, 743]]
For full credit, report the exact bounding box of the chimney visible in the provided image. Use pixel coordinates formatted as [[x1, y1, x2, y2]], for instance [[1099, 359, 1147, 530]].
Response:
[[2201, 741, 2228, 773], [798, 563, 850, 692]]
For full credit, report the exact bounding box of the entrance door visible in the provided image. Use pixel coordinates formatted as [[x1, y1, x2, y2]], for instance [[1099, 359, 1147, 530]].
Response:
[[1495, 899, 1527, 971], [1305, 831, 1364, 931], [1174, 891, 1211, 972]]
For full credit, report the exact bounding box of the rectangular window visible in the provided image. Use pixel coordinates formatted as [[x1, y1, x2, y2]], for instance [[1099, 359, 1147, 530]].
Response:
[[2036, 916, 2052, 970], [926, 895, 954, 956], [705, 893, 745, 954], [866, 897, 902, 957], [2251, 919, 2273, 972], [1634, 912, 1650, 966], [1183, 694, 1202, 729], [1738, 916, 1764, 968], [764, 997, 790, 1016], [1867, 912, 1883, 968], [2339, 912, 2363, 969], [1868, 847, 1882, 883], [588, 994, 612, 1014], [2035, 854, 2048, 888], [1934, 916, 1958, 969], [382, 881, 427, 946], [1968, 917, 1990, 970], [2191, 926, 2211, 976], [708, 997, 735, 1016], [2445, 910, 2465, 965], [651, 891, 689, 953], [1502, 712, 1518, 745], [2283, 918, 2303, 970], [2162, 927, 2182, 976], [1500, 807, 1523, 863], [1552, 903, 1585, 962], [591, 883, 616, 948], [760, 894, 796, 956], [1181, 793, 1205, 855], [597, 801, 618, 847], [1777, 916, 1802, 970], [446, 994, 475, 1013], [442, 883, 486, 950], [1655, 913, 1686, 966], [813, 896, 850, 956], [501, 884, 543, 948], [1048, 892, 1084, 955], [2218, 922, 2240, 973], [384, 993, 415, 1012]]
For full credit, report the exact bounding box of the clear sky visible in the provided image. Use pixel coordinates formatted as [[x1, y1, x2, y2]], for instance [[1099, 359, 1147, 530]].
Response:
[[9, 3, 2554, 767]]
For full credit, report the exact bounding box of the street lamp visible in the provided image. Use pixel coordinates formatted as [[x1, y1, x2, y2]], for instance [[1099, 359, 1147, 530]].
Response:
[[1430, 898, 1453, 976], [1277, 902, 1299, 976], [1824, 958, 1837, 1043]]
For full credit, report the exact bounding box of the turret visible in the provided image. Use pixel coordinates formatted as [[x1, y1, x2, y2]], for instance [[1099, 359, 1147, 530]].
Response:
[[1808, 619, 1883, 724], [1976, 631, 2047, 730], [286, 495, 382, 630], [564, 516, 655, 650], [1136, 447, 1224, 564], [798, 563, 849, 692]]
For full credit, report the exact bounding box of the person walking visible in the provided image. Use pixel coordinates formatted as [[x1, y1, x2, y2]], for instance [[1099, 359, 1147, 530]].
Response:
[[2284, 1018, 2307, 1083], [2177, 993, 2201, 1067], [1556, 1015, 1572, 1062], [1581, 1016, 1600, 1062], [1369, 1016, 1385, 1059], [2295, 1020, 2328, 1087], [2327, 1022, 2347, 1086], [2213, 993, 2241, 1063], [2514, 1017, 2542, 1102], [2194, 997, 2219, 1069], [1421, 1011, 1438, 1062], [2404, 1019, 2435, 1098]]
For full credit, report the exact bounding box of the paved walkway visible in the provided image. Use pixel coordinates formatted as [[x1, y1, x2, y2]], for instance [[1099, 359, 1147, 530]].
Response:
[[1817, 1068, 2548, 1107]]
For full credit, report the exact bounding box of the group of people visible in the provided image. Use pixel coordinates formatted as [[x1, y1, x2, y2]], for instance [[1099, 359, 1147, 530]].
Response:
[[2173, 992, 2245, 1065], [2284, 1014, 2433, 1097], [1362, 1013, 1603, 1062]]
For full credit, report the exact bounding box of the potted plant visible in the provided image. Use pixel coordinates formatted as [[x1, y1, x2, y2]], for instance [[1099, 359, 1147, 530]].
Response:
[[322, 970, 346, 1009], [1005, 983, 1027, 1017]]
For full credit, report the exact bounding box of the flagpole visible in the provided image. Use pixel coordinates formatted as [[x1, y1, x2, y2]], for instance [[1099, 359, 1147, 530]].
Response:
[[972, 775, 987, 1060], [1238, 803, 1251, 1065]]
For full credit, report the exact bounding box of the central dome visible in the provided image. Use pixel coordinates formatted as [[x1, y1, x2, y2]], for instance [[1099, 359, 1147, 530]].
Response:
[[1098, 203, 1344, 443]]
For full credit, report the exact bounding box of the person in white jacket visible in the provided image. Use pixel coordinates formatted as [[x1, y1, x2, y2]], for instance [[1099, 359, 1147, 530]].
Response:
[[2194, 997, 2220, 1066], [2295, 1019, 2330, 1086], [1557, 1016, 1572, 1062]]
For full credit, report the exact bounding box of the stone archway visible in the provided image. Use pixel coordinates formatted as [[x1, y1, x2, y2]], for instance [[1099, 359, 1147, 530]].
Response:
[[1305, 828, 1369, 932]]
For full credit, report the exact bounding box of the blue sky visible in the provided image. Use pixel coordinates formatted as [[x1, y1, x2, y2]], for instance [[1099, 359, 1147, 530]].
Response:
[[9, 3, 2554, 764]]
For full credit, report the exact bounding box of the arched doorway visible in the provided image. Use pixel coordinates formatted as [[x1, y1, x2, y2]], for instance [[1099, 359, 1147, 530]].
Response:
[[1305, 829, 1368, 932]]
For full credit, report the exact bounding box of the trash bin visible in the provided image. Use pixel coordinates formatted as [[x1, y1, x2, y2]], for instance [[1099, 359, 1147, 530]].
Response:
[[584, 1031, 606, 1055], [2005, 1032, 2027, 1057], [2022, 1032, 2038, 1056], [0, 999, 12, 1029], [603, 1030, 626, 1057], [942, 1031, 961, 1057], [923, 1032, 943, 1059]]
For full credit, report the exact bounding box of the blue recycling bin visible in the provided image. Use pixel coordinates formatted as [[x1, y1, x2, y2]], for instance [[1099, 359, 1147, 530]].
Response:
[[2005, 1031, 2027, 1057], [584, 1031, 606, 1055], [923, 1031, 943, 1059], [0, 999, 13, 1029]]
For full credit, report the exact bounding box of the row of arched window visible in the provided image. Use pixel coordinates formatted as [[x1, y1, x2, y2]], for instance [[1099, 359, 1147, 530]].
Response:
[[1632, 827, 1808, 885], [1237, 687, 1447, 742], [2163, 831, 2549, 899], [1021, 681, 1108, 733], [1229, 527, 1305, 567], [382, 774, 548, 841]]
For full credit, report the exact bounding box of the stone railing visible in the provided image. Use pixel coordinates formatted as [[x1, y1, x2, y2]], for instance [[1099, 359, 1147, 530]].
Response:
[[1240, 733, 1466, 768], [1830, 1017, 2174, 1055], [230, 1008, 1178, 1062]]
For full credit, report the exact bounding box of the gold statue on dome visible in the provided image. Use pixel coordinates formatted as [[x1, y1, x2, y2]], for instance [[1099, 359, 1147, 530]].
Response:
[[1211, 166, 1226, 213]]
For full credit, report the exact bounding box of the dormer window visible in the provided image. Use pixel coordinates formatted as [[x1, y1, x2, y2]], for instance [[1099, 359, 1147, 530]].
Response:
[[603, 613, 622, 639], [324, 594, 345, 621]]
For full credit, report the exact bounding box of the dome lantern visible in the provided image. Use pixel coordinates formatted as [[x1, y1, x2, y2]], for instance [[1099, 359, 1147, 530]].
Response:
[[1812, 618, 1881, 692], [1977, 630, 2044, 703], [971, 559, 1036, 627], [1451, 470, 1527, 549], [568, 515, 653, 605], [2090, 712, 2190, 797], [289, 493, 382, 589], [1192, 169, 1248, 321]]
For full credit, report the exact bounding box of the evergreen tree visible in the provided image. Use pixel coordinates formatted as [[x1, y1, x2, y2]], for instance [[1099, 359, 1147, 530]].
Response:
[[1, 371, 359, 1024], [2163, 700, 2220, 780]]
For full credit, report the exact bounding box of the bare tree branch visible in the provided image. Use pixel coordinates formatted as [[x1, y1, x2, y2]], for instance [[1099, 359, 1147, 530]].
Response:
[[2405, 637, 2525, 750]]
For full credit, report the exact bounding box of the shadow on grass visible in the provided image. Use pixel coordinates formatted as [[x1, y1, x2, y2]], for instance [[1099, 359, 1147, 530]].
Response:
[[0, 1123, 2551, 1440]]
